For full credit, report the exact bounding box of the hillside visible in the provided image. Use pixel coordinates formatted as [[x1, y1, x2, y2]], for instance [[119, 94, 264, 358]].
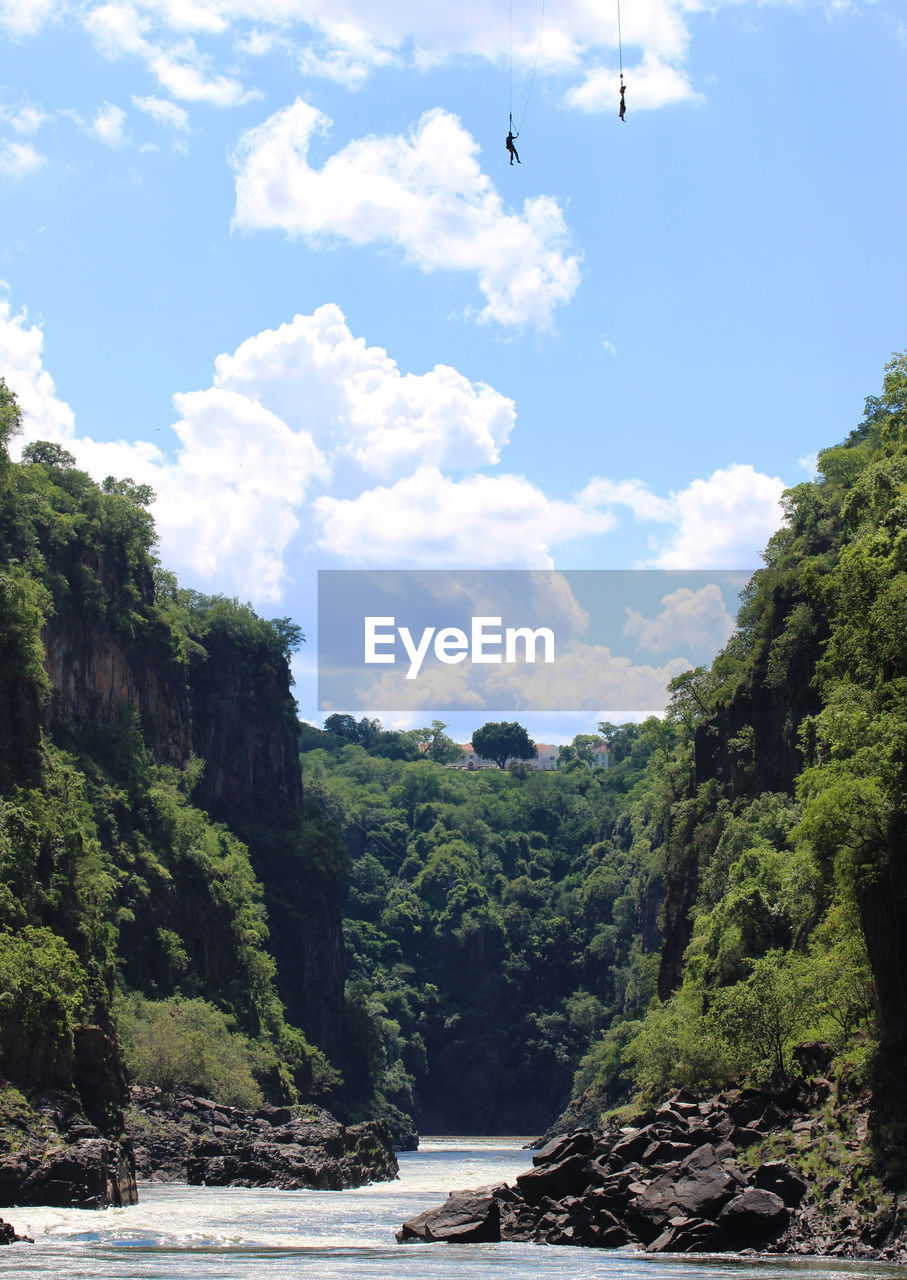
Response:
[[0, 383, 347, 1205]]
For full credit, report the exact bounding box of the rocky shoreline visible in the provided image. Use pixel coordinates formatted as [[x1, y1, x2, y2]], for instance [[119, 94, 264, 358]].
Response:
[[126, 1085, 399, 1190], [0, 1085, 136, 1214], [398, 1085, 907, 1261], [0, 1079, 399, 1244]]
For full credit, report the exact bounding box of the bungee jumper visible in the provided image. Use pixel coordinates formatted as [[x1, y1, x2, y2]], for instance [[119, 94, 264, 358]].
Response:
[[506, 117, 521, 164], [619, 73, 627, 121], [506, 0, 543, 164]]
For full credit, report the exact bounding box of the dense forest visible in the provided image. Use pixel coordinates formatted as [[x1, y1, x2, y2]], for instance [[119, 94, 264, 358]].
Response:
[[1, 350, 906, 1180], [0, 385, 341, 1118], [325, 351, 907, 1160]]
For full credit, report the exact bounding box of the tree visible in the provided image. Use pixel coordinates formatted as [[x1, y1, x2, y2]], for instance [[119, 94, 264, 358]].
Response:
[[558, 733, 605, 767], [472, 721, 536, 769], [0, 379, 22, 460], [418, 720, 462, 765], [21, 440, 76, 469], [323, 713, 360, 743], [711, 951, 814, 1081]]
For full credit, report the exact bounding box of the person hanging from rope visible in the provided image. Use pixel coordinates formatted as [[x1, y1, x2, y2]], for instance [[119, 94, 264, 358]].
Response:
[[506, 116, 521, 165], [619, 74, 627, 122]]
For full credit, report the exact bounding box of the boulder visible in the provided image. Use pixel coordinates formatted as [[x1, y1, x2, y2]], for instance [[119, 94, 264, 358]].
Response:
[[643, 1140, 696, 1167], [611, 1129, 654, 1166], [531, 1129, 595, 1167], [516, 1153, 593, 1204], [717, 1188, 788, 1246], [0, 1217, 31, 1245], [646, 1215, 721, 1253], [627, 1144, 744, 1241], [754, 1161, 807, 1207], [397, 1190, 501, 1243]]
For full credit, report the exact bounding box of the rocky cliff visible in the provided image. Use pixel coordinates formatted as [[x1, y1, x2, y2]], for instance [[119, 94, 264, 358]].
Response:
[[186, 613, 346, 1063]]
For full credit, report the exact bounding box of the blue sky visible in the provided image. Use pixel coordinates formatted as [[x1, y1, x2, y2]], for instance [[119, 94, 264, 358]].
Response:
[[1, 0, 905, 738]]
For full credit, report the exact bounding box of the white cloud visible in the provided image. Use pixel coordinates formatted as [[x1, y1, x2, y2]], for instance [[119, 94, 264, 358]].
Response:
[[1, 299, 784, 603], [581, 465, 785, 567], [132, 93, 190, 131], [0, 0, 59, 37], [1, 101, 51, 134], [580, 475, 674, 522], [0, 138, 46, 178], [565, 52, 702, 113], [212, 304, 516, 477], [231, 102, 581, 331], [653, 464, 785, 568], [624, 584, 735, 654], [90, 101, 128, 146], [1, 0, 864, 128], [83, 1, 259, 106], [314, 465, 616, 567], [0, 299, 76, 440]]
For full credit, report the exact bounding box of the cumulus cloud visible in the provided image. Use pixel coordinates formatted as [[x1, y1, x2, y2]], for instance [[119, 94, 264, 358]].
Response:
[[83, 1, 259, 106], [0, 138, 46, 178], [653, 464, 785, 568], [624, 584, 736, 654], [231, 102, 581, 331], [132, 93, 190, 132], [565, 52, 701, 113], [212, 305, 516, 477], [581, 465, 785, 567], [89, 101, 128, 146], [314, 465, 616, 567], [1, 299, 786, 603], [1, 0, 865, 129]]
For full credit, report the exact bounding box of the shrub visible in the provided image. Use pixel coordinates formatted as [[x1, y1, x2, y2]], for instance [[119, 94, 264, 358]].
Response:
[[117, 993, 266, 1108]]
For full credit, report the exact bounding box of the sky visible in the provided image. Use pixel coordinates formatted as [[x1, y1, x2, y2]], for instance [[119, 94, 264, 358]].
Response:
[[1, 0, 905, 741]]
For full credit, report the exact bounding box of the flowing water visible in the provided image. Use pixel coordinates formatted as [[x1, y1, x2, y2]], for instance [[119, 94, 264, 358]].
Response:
[[3, 1138, 903, 1280]]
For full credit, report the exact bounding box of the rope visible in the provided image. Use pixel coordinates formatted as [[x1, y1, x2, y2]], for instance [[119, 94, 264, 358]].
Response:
[[515, 0, 545, 134], [509, 0, 513, 125], [617, 0, 624, 76]]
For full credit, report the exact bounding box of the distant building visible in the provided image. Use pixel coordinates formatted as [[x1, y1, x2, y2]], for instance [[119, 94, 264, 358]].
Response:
[[449, 742, 588, 771]]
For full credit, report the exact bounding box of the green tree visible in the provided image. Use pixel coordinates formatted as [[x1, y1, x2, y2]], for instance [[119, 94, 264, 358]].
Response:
[[711, 951, 815, 1081], [21, 440, 77, 469], [472, 721, 536, 769], [418, 720, 462, 764]]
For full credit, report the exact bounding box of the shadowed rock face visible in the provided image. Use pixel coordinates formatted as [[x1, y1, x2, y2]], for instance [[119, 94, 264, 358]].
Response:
[[0, 1070, 137, 1211], [126, 1087, 398, 1191], [395, 1087, 902, 1259]]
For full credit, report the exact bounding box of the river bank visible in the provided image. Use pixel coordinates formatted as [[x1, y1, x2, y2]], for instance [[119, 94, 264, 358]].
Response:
[[5, 1140, 907, 1280], [398, 1086, 907, 1262]]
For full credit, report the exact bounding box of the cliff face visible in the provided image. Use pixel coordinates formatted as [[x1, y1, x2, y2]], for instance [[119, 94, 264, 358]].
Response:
[[657, 641, 822, 1001], [186, 622, 346, 1064], [43, 613, 192, 767], [190, 627, 302, 814]]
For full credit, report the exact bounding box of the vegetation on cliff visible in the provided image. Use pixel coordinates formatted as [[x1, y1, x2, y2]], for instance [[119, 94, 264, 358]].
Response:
[[2, 348, 906, 1190], [0, 379, 333, 1115], [316, 352, 907, 1166], [570, 353, 907, 1180]]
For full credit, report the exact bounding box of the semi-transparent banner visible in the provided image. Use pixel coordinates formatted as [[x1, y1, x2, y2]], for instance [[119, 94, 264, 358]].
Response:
[[317, 569, 751, 713]]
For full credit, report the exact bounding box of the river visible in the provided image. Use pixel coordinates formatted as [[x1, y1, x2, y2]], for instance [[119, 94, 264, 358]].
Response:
[[4, 1138, 903, 1279]]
